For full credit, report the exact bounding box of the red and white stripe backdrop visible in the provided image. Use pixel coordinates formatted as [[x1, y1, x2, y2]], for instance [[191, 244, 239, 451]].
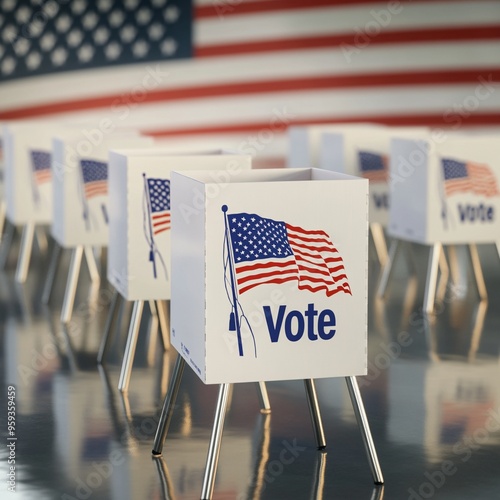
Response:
[[1, 0, 499, 167]]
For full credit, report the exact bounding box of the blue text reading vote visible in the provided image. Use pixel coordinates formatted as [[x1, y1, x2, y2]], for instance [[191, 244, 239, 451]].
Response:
[[458, 203, 494, 223], [264, 304, 336, 342]]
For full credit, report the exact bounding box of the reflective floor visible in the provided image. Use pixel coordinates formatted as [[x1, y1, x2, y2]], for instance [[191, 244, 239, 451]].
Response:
[[1, 234, 500, 500]]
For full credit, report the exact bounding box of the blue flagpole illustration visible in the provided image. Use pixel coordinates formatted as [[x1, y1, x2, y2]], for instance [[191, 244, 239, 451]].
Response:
[[29, 152, 41, 206], [78, 161, 91, 231], [101, 204, 108, 225], [438, 158, 450, 230], [143, 173, 157, 279], [222, 205, 244, 357]]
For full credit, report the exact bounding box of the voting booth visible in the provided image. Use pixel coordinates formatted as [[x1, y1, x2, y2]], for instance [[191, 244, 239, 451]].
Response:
[[2, 121, 65, 282], [101, 150, 253, 393], [380, 134, 500, 312], [44, 132, 153, 324], [152, 168, 383, 499], [288, 124, 427, 267]]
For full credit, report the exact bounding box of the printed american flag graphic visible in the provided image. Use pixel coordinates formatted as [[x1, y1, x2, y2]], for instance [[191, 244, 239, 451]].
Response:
[[0, 2, 499, 168], [442, 158, 500, 198], [146, 177, 171, 235], [80, 159, 108, 199], [227, 212, 351, 296], [358, 151, 388, 183], [31, 150, 51, 185]]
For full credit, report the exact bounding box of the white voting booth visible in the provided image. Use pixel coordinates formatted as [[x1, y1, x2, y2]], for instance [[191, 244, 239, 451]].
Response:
[[2, 121, 65, 282], [102, 150, 253, 393], [44, 132, 153, 324], [152, 168, 383, 499], [288, 124, 426, 266], [380, 134, 500, 312]]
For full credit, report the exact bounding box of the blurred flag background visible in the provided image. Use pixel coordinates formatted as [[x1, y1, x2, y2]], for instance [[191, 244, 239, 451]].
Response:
[[0, 0, 499, 167]]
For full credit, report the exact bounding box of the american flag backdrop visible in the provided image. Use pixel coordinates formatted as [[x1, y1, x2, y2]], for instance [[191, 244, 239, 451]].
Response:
[[0, 1, 499, 167], [358, 150, 388, 183], [30, 149, 51, 185], [441, 158, 500, 198], [226, 212, 351, 296]]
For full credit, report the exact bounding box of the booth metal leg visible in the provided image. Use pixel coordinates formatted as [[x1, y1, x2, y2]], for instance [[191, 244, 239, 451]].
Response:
[[60, 246, 84, 324], [436, 245, 450, 303], [156, 300, 171, 350], [0, 222, 14, 269], [201, 383, 232, 500], [423, 243, 441, 314], [42, 243, 62, 305], [345, 376, 384, 485], [118, 300, 144, 392], [377, 239, 401, 298], [97, 289, 122, 363], [84, 246, 100, 283], [35, 227, 48, 256], [370, 223, 388, 267], [496, 242, 500, 261], [147, 301, 159, 367], [447, 245, 461, 285], [152, 355, 186, 456], [15, 223, 35, 283], [304, 379, 326, 450], [256, 381, 271, 414], [468, 244, 488, 301]]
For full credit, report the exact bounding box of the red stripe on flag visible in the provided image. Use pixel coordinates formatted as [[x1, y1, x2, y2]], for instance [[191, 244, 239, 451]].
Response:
[[0, 68, 499, 120], [146, 112, 500, 137]]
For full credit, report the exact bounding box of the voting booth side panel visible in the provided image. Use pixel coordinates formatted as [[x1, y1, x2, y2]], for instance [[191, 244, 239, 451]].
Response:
[[124, 154, 252, 301], [427, 140, 500, 245], [318, 133, 346, 174], [5, 126, 53, 226], [287, 127, 313, 169], [170, 172, 207, 383], [126, 156, 172, 301], [202, 174, 368, 384], [389, 138, 430, 244], [108, 152, 129, 299], [51, 138, 68, 247]]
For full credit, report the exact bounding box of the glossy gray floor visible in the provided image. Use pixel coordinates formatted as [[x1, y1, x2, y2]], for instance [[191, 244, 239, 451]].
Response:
[[1, 240, 499, 500]]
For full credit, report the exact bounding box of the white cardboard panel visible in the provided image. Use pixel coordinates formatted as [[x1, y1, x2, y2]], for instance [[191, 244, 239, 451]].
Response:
[[51, 134, 153, 248], [389, 135, 500, 244], [108, 152, 252, 301], [171, 168, 368, 384], [287, 123, 382, 169], [4, 122, 65, 225], [318, 126, 428, 226]]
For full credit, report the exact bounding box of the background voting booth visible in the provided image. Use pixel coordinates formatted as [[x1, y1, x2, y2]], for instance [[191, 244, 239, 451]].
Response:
[[44, 132, 153, 324], [103, 150, 252, 393], [288, 124, 427, 267], [379, 134, 500, 313], [2, 121, 64, 282], [152, 168, 383, 499]]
